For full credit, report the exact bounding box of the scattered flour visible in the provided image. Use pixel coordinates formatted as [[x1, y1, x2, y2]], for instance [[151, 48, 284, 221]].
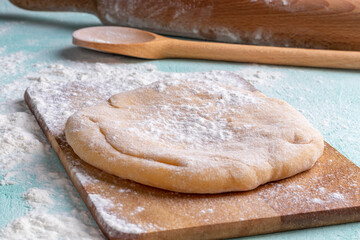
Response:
[[330, 192, 345, 200], [200, 209, 214, 214], [311, 198, 325, 204], [23, 188, 54, 207], [250, 0, 289, 6], [0, 112, 49, 171], [1, 1, 357, 238], [0, 51, 28, 77], [238, 68, 282, 86], [0, 54, 282, 239], [24, 62, 281, 138], [0, 211, 103, 240], [0, 187, 104, 240], [98, 0, 295, 46], [0, 172, 16, 186], [125, 79, 259, 148], [1, 55, 358, 238], [88, 194, 144, 236]]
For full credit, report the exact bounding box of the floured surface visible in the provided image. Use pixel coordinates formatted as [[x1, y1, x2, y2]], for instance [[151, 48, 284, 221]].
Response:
[[65, 79, 323, 193], [25, 72, 360, 239], [26, 65, 255, 137], [2, 0, 359, 238]]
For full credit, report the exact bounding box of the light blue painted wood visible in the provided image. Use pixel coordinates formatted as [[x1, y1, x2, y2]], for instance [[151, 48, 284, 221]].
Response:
[[0, 1, 359, 239]]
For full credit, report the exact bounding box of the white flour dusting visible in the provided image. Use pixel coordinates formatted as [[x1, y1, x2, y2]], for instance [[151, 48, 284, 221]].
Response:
[[0, 51, 28, 77], [2, 0, 358, 238], [124, 79, 261, 148], [238, 68, 282, 86], [1, 212, 103, 240], [24, 62, 275, 137], [251, 0, 289, 6], [95, 0, 304, 46], [0, 172, 16, 186], [88, 194, 144, 236], [23, 188, 54, 207], [97, 0, 276, 44], [0, 112, 49, 170], [0, 56, 282, 239], [2, 54, 359, 238], [1, 188, 103, 240]]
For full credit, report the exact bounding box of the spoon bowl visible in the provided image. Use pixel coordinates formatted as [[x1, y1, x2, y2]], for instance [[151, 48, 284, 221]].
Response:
[[73, 26, 166, 58], [73, 26, 360, 70], [73, 26, 156, 44]]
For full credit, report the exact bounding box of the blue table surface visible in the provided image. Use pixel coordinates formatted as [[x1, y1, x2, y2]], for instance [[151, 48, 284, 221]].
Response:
[[0, 1, 359, 239]]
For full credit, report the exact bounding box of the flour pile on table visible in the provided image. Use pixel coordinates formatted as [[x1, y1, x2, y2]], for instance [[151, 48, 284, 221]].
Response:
[[0, 56, 282, 239], [0, 50, 28, 77], [0, 112, 49, 171], [0, 107, 104, 239], [1, 188, 103, 240]]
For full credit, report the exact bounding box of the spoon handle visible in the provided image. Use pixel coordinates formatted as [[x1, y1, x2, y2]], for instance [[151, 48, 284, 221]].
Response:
[[165, 39, 360, 70]]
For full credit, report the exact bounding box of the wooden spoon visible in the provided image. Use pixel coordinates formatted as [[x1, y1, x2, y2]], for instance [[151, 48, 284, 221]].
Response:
[[73, 26, 360, 70]]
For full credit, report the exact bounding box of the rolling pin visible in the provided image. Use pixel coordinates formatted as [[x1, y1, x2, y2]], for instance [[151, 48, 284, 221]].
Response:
[[10, 0, 360, 50]]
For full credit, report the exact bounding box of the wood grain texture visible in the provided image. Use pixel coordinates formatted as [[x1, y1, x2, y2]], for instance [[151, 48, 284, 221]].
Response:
[[24, 79, 360, 240], [9, 0, 97, 13], [73, 26, 360, 70], [11, 0, 360, 50]]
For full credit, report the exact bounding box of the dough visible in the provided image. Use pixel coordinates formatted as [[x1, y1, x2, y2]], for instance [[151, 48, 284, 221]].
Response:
[[65, 80, 324, 193]]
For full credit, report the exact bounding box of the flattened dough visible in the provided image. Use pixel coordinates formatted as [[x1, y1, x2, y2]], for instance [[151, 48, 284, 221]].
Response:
[[65, 80, 324, 193]]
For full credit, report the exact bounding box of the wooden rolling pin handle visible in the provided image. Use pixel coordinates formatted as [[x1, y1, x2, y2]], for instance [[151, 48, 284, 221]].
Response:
[[164, 39, 360, 70], [9, 0, 97, 14]]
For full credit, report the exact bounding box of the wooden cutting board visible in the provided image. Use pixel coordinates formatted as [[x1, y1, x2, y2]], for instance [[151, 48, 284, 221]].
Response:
[[24, 76, 360, 240]]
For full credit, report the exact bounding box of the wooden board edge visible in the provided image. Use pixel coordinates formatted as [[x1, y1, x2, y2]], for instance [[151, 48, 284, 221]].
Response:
[[24, 89, 113, 238], [281, 205, 360, 231], [24, 89, 360, 240], [109, 204, 360, 240]]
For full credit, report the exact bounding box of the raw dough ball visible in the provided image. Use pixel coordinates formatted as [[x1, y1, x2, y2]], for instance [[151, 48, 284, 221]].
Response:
[[65, 80, 324, 193]]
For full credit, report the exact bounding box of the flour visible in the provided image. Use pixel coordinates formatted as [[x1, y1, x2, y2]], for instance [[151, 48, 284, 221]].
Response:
[[330, 192, 345, 200], [97, 0, 276, 44], [1, 188, 103, 239], [0, 172, 16, 186], [251, 0, 289, 6], [25, 61, 279, 137], [200, 209, 214, 214], [85, 27, 154, 44], [0, 60, 108, 239], [125, 79, 261, 149], [0, 51, 28, 77], [1, 186, 104, 240], [0, 211, 103, 240], [95, 0, 299, 46], [88, 194, 144, 236], [0, 112, 49, 171], [23, 188, 53, 207], [238, 68, 282, 86], [312, 198, 324, 204], [0, 54, 282, 239]]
